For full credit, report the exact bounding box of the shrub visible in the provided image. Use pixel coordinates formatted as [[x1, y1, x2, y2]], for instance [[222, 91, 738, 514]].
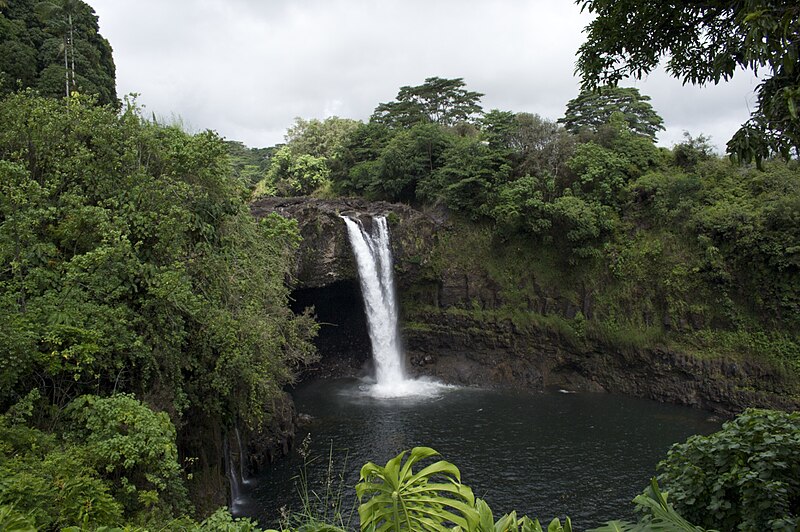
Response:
[[658, 408, 800, 531]]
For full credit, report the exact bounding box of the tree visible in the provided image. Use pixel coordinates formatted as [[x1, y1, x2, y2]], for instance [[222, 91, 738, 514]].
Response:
[[0, 0, 116, 104], [419, 134, 510, 217], [566, 112, 661, 207], [368, 122, 451, 201], [35, 0, 81, 97], [0, 13, 38, 91], [284, 116, 360, 159], [673, 132, 715, 169], [575, 0, 800, 164], [371, 77, 484, 128], [259, 145, 331, 196], [559, 86, 664, 140], [328, 121, 392, 195], [481, 111, 577, 180], [252, 116, 362, 197]]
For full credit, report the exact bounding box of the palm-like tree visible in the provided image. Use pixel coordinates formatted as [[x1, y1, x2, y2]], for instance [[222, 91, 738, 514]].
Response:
[[35, 0, 82, 97]]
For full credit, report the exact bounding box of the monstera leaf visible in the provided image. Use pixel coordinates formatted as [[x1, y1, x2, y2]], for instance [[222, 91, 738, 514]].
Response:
[[355, 447, 479, 531]]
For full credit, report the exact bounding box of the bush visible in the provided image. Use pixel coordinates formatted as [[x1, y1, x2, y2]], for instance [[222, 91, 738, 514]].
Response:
[[658, 408, 800, 531], [66, 394, 190, 518], [0, 415, 124, 530]]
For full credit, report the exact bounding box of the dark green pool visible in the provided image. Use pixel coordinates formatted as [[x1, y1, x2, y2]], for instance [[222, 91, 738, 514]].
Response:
[[235, 378, 719, 530]]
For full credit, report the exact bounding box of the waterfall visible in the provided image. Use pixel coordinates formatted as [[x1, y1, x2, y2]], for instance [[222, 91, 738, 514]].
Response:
[[342, 216, 405, 384], [224, 438, 242, 507], [234, 425, 249, 485], [342, 215, 445, 398]]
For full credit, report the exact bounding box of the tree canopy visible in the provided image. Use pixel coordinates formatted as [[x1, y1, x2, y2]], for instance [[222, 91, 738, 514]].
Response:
[[559, 86, 665, 140], [0, 90, 316, 431], [371, 77, 484, 128], [0, 0, 116, 104], [575, 0, 800, 164]]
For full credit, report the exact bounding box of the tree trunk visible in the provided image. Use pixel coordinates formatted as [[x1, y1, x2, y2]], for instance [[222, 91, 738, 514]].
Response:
[[63, 35, 69, 97], [68, 13, 75, 93]]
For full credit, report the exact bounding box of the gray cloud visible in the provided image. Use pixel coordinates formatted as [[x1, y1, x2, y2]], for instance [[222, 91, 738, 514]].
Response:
[[92, 0, 758, 150]]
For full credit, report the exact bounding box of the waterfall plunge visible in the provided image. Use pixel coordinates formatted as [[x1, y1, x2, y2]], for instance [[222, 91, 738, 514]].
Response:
[[342, 215, 444, 398]]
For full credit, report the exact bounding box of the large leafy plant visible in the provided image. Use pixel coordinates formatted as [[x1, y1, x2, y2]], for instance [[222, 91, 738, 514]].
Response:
[[355, 447, 480, 531], [656, 408, 800, 531]]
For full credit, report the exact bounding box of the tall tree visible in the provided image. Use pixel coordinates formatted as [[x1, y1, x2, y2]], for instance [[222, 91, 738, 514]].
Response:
[[35, 0, 81, 97], [559, 86, 664, 140], [575, 0, 800, 164], [284, 116, 361, 159], [0, 0, 116, 104], [372, 77, 484, 128]]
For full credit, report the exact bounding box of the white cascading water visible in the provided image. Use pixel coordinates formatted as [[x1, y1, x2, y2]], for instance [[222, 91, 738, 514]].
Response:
[[342, 215, 444, 398]]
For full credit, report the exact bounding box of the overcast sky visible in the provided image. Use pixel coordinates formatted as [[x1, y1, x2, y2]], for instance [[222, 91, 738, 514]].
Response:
[[90, 0, 761, 152]]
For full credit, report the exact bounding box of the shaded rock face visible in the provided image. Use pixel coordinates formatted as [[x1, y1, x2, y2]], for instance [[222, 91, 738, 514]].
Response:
[[290, 280, 373, 380], [250, 197, 440, 289], [223, 391, 297, 503], [404, 309, 800, 416]]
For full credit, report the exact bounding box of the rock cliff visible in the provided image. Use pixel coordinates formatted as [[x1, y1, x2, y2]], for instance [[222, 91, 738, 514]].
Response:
[[403, 309, 799, 416], [250, 197, 440, 289], [251, 197, 799, 417]]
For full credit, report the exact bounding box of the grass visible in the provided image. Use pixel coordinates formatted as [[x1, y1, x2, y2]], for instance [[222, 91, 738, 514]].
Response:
[[277, 435, 355, 532]]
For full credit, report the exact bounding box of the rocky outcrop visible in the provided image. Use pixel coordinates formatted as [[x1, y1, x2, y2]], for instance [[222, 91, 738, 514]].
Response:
[[250, 197, 441, 289], [221, 391, 297, 507], [403, 309, 800, 416]]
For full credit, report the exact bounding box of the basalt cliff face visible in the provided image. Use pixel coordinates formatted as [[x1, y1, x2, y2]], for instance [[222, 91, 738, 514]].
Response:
[[250, 197, 440, 289], [251, 197, 799, 417], [403, 309, 799, 416]]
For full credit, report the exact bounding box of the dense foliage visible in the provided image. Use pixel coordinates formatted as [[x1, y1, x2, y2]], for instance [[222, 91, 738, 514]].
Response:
[[657, 409, 800, 531], [0, 0, 116, 104], [255, 77, 799, 373], [0, 392, 184, 528], [0, 91, 317, 526], [574, 0, 800, 164]]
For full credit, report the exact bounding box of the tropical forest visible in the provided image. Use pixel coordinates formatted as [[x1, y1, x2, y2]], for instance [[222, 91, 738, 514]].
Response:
[[0, 0, 799, 531]]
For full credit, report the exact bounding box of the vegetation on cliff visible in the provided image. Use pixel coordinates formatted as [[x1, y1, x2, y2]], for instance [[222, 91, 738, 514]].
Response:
[[0, 91, 317, 527], [0, 0, 116, 104], [253, 75, 799, 385]]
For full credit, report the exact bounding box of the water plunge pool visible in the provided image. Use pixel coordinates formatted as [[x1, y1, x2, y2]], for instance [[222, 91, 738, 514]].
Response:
[[235, 378, 720, 529]]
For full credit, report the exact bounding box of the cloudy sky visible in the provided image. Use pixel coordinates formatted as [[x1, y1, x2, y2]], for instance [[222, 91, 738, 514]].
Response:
[[90, 0, 761, 151]]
